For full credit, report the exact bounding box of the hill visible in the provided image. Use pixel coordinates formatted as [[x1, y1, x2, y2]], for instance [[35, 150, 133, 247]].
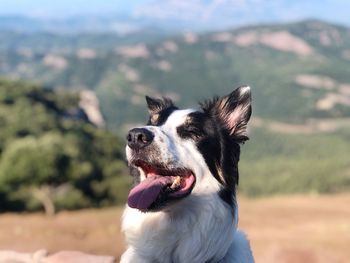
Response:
[[0, 20, 349, 198], [1, 20, 350, 130], [0, 79, 130, 213]]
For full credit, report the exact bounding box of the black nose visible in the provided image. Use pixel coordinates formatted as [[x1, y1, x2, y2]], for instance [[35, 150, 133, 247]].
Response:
[[127, 128, 154, 150]]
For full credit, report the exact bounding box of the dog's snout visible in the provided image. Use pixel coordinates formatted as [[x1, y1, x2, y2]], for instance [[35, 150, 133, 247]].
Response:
[[127, 128, 154, 150]]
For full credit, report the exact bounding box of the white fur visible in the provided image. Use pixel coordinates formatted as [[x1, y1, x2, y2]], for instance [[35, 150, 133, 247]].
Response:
[[122, 109, 254, 263]]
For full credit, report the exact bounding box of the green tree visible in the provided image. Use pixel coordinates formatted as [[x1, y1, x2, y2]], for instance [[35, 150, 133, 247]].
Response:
[[0, 79, 130, 213]]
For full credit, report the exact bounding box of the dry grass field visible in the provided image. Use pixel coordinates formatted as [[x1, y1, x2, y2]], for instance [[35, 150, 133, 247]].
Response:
[[0, 194, 349, 263]]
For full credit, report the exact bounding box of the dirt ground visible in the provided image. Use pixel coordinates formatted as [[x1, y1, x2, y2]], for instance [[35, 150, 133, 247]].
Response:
[[0, 194, 349, 263]]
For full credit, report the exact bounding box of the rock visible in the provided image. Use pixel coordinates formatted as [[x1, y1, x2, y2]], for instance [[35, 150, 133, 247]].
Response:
[[0, 249, 47, 263], [44, 251, 115, 263], [0, 250, 115, 263], [79, 90, 105, 128]]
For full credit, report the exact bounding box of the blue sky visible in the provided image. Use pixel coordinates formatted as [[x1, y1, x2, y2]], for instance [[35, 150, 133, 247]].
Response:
[[0, 0, 349, 28]]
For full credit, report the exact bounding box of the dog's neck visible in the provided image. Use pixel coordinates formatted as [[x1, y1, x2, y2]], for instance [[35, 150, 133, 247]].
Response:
[[121, 193, 237, 263]]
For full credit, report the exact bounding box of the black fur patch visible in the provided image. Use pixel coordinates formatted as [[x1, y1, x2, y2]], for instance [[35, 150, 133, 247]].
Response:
[[147, 106, 178, 126], [176, 110, 240, 205], [145, 96, 178, 126], [200, 86, 252, 143], [218, 188, 235, 207], [176, 86, 252, 205]]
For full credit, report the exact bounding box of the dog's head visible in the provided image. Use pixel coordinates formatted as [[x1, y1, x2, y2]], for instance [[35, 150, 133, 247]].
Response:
[[125, 86, 251, 212]]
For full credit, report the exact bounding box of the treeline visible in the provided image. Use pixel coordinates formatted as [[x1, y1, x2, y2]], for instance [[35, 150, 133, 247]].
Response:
[[0, 79, 130, 213]]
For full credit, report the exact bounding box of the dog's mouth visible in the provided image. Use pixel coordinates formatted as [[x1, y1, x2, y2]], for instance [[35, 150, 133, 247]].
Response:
[[127, 160, 196, 211]]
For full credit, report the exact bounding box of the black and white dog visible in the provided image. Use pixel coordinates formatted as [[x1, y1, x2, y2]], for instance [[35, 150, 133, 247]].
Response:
[[121, 86, 254, 263]]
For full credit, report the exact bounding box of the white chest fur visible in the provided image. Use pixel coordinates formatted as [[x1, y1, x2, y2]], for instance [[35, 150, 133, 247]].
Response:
[[120, 194, 254, 263]]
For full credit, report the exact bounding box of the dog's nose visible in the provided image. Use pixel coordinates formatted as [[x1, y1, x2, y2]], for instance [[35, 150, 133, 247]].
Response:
[[127, 128, 154, 150]]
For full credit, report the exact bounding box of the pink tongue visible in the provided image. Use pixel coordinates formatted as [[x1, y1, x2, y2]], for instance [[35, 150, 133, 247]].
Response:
[[128, 176, 173, 210]]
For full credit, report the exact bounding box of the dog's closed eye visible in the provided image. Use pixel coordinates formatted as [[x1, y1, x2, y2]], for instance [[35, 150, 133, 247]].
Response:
[[177, 117, 203, 139]]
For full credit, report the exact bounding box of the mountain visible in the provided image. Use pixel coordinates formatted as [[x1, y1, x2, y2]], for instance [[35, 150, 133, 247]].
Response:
[[0, 16, 43, 32], [0, 29, 170, 52], [0, 15, 174, 52], [1, 19, 350, 197], [1, 19, 350, 129]]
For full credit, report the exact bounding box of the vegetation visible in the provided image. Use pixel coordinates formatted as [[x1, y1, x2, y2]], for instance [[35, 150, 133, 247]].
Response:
[[0, 29, 169, 52], [0, 20, 350, 211], [0, 79, 130, 213], [2, 20, 350, 130], [240, 128, 350, 196]]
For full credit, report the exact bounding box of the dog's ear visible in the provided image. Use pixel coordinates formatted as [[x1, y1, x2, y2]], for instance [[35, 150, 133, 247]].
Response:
[[145, 96, 175, 115], [202, 86, 252, 142]]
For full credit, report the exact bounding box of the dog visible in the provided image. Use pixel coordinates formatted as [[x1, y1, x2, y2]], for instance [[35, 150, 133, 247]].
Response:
[[121, 86, 254, 263]]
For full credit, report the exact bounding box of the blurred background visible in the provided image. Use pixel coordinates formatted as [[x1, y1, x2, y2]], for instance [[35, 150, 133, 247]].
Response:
[[0, 0, 349, 262]]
